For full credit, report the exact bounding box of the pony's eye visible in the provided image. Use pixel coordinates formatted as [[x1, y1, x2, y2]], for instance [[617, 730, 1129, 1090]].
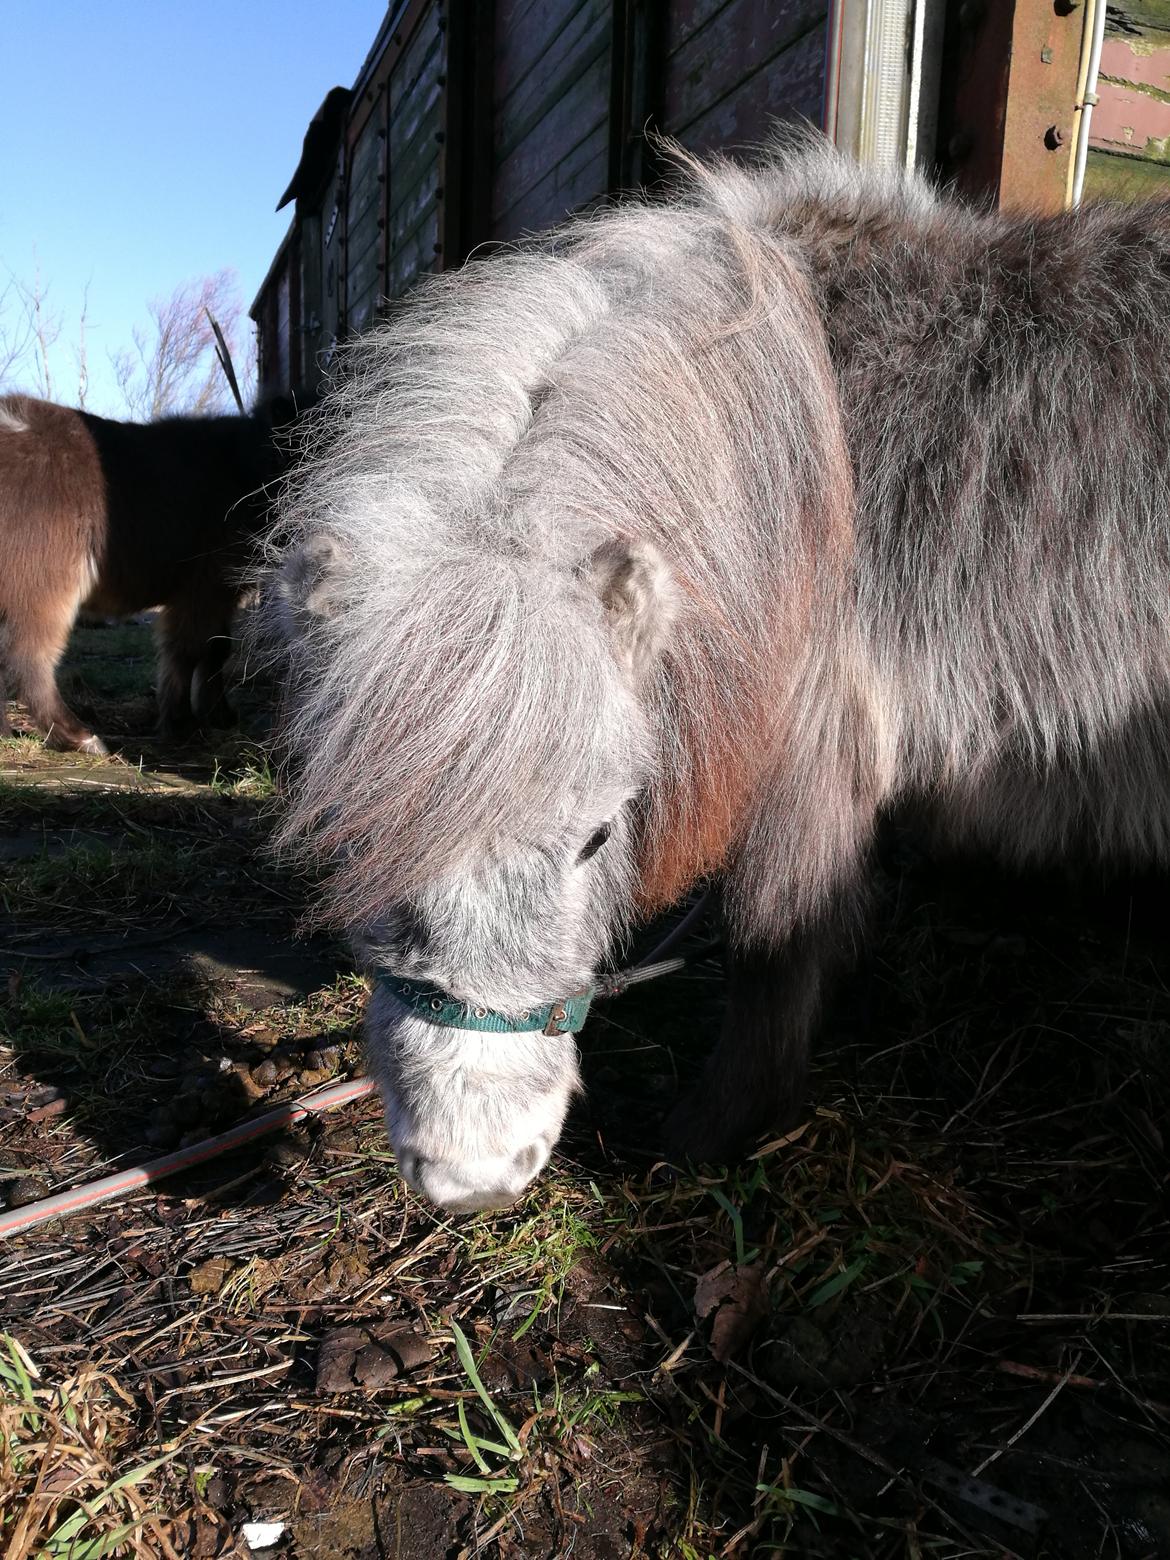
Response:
[[578, 823, 611, 863]]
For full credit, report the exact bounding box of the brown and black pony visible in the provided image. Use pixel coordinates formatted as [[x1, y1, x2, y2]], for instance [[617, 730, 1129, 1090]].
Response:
[[0, 393, 300, 753]]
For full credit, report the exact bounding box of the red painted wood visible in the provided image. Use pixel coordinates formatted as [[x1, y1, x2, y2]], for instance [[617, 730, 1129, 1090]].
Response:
[[1092, 34, 1170, 161]]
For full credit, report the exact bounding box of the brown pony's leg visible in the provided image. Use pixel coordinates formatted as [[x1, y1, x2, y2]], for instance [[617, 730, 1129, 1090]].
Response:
[[155, 590, 236, 738], [0, 662, 12, 739], [662, 886, 863, 1166], [4, 596, 107, 755]]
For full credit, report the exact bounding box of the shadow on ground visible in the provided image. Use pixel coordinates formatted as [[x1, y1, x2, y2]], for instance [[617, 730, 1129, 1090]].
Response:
[[2, 619, 1169, 1559]]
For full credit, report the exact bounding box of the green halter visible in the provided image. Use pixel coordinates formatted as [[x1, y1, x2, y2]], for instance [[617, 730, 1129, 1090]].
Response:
[[379, 972, 595, 1036]]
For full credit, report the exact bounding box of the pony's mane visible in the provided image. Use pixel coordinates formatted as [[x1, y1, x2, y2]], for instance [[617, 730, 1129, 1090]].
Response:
[[0, 398, 32, 435], [268, 135, 858, 928]]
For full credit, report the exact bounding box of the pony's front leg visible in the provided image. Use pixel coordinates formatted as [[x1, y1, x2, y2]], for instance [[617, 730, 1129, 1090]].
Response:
[[663, 889, 862, 1166], [4, 595, 107, 755]]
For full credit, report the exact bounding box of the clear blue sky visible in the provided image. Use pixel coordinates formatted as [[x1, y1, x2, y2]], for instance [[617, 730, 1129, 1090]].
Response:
[[1, 1, 384, 415]]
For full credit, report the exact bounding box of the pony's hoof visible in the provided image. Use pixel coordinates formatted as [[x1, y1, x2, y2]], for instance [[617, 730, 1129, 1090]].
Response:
[[661, 1094, 736, 1170], [662, 1087, 769, 1170], [46, 730, 108, 757]]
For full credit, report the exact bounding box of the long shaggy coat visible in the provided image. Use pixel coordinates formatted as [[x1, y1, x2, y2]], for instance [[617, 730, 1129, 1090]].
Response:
[[267, 132, 1170, 1172]]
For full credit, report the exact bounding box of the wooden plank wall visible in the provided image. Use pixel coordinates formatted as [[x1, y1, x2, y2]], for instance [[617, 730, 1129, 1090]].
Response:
[[345, 103, 387, 336], [387, 5, 445, 293], [273, 265, 292, 392], [488, 0, 827, 241], [255, 238, 295, 395], [343, 2, 447, 327], [254, 0, 831, 392], [294, 168, 344, 391], [1085, 2, 1170, 202], [491, 0, 615, 240], [660, 0, 827, 154]]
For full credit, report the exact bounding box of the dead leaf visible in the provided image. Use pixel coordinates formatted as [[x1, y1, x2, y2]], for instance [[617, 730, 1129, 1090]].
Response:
[[305, 1248, 371, 1299], [694, 1261, 769, 1363], [316, 1324, 435, 1393], [188, 1256, 234, 1295]]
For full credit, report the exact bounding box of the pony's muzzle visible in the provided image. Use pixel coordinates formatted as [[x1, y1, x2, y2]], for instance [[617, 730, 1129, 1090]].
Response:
[[399, 1140, 551, 1214]]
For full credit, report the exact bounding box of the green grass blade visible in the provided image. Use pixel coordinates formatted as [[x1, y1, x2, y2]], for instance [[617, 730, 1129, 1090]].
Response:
[[807, 1257, 867, 1307], [444, 1473, 521, 1495], [709, 1188, 746, 1267], [456, 1397, 492, 1474], [450, 1321, 521, 1456]]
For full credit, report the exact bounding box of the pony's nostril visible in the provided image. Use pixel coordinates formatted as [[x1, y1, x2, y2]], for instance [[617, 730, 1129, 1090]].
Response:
[[512, 1142, 544, 1181]]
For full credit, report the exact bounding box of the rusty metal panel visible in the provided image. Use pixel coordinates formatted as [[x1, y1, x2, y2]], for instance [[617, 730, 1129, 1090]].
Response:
[[998, 1, 1084, 211], [934, 0, 1083, 213]]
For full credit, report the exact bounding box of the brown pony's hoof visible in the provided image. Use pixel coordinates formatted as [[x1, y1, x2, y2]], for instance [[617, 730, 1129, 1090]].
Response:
[[663, 1078, 802, 1170], [45, 729, 109, 757]]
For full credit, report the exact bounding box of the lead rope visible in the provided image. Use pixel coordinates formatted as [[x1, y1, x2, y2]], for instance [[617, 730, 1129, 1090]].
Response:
[[0, 896, 718, 1239], [597, 890, 718, 994]]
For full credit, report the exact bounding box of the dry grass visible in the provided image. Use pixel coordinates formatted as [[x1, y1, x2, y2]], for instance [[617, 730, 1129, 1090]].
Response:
[[0, 1334, 180, 1559], [2, 621, 1169, 1559]]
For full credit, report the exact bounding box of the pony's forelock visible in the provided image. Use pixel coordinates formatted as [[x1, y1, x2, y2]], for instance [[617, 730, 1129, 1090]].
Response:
[[266, 135, 856, 929]]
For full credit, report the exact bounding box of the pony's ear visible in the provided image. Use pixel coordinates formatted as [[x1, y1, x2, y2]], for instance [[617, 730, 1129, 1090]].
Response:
[[275, 533, 348, 636], [584, 538, 678, 679]]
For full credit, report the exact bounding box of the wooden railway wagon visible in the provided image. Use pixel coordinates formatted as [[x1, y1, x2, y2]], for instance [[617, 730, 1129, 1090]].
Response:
[[252, 0, 831, 397], [252, 0, 1170, 399]]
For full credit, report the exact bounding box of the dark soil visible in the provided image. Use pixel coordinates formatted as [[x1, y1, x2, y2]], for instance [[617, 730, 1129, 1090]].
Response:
[[2, 619, 1168, 1559]]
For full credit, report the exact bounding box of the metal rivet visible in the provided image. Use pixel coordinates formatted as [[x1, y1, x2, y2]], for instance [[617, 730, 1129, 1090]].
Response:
[[520, 1011, 530, 1021], [431, 998, 443, 1012], [474, 1007, 487, 1019]]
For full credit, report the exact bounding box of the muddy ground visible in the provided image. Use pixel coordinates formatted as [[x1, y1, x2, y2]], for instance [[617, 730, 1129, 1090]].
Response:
[[1, 619, 1168, 1560]]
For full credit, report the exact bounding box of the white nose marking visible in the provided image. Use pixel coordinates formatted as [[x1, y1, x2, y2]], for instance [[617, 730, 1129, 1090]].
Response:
[[403, 1137, 551, 1214], [416, 1159, 514, 1214]]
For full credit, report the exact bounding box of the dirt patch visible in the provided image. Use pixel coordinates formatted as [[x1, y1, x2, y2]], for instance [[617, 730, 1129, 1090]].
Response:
[[3, 621, 1170, 1558]]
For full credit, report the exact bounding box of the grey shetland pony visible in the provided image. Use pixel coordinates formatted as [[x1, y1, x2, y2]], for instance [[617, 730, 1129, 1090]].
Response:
[[266, 131, 1170, 1212]]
